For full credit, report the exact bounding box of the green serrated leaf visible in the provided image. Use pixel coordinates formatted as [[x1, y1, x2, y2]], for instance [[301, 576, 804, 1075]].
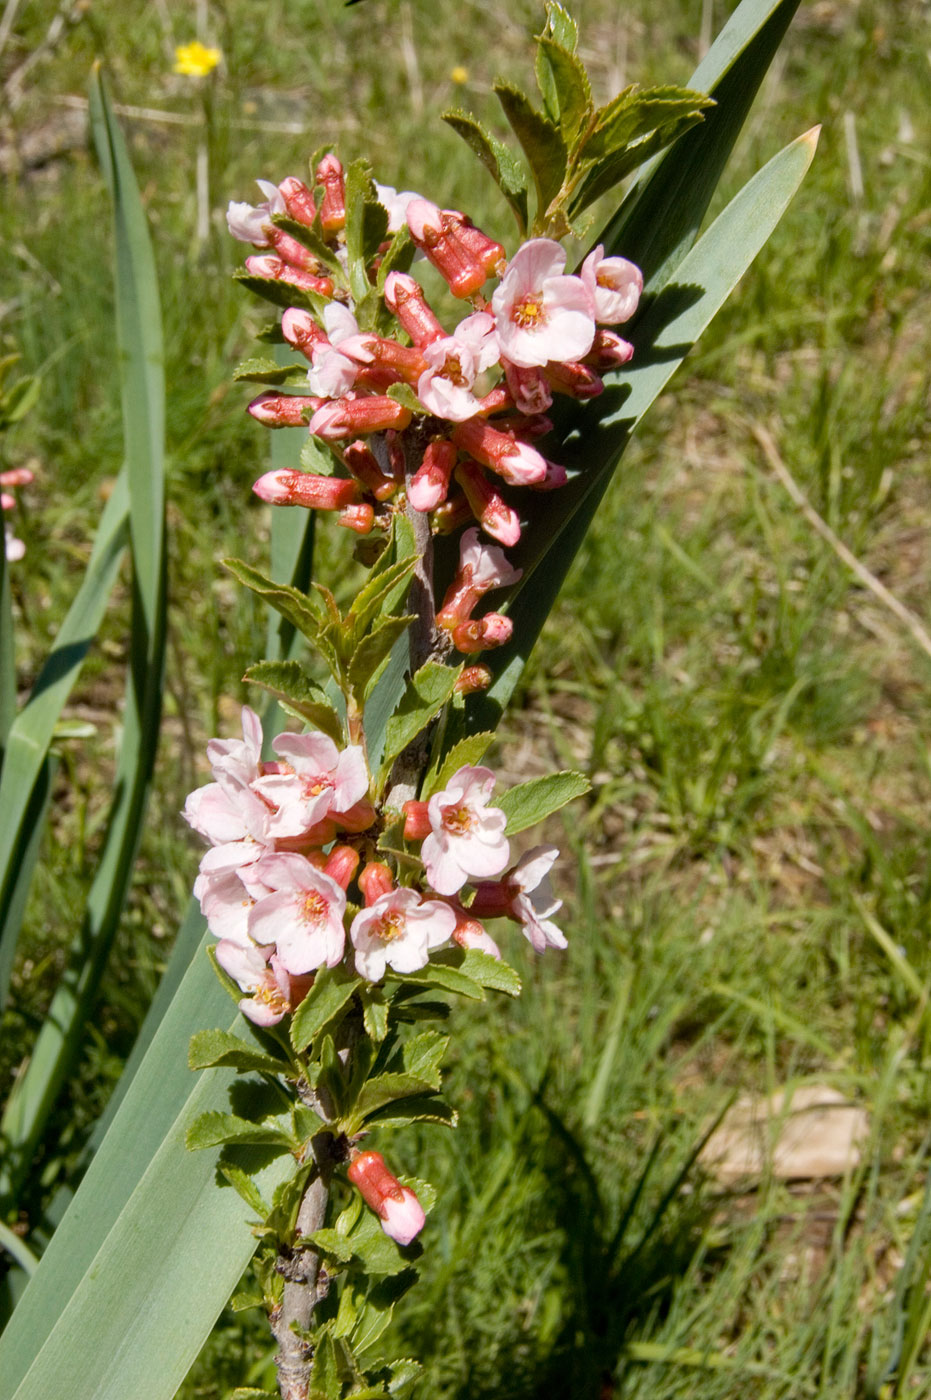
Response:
[[441, 112, 529, 235], [362, 1094, 458, 1130], [188, 1028, 291, 1076], [310, 1328, 340, 1399], [380, 662, 462, 777], [348, 616, 415, 699], [353, 1073, 443, 1120], [300, 434, 341, 476], [344, 160, 388, 307], [292, 1103, 325, 1144], [219, 1164, 272, 1217], [290, 967, 362, 1055], [543, 0, 578, 53], [402, 1027, 448, 1082], [347, 554, 418, 640], [223, 558, 342, 682], [243, 660, 344, 742], [535, 37, 592, 146], [385, 382, 422, 416], [494, 82, 567, 217], [423, 730, 495, 798], [233, 269, 326, 317], [306, 1227, 355, 1264], [342, 1208, 419, 1277], [351, 1270, 418, 1357], [233, 357, 310, 387], [498, 770, 590, 834], [363, 994, 390, 1042], [584, 84, 714, 161], [458, 950, 522, 996], [185, 1110, 296, 1152], [571, 113, 709, 214], [388, 961, 484, 1001], [230, 1294, 266, 1314]]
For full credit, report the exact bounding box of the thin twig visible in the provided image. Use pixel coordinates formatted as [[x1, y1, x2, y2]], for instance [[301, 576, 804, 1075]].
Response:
[[749, 419, 931, 666], [0, 0, 24, 64], [271, 1150, 331, 1400]]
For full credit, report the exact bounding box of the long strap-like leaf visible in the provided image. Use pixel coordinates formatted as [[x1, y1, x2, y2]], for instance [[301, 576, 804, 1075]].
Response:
[[0, 475, 129, 1008], [470, 128, 818, 731], [0, 70, 168, 1210]]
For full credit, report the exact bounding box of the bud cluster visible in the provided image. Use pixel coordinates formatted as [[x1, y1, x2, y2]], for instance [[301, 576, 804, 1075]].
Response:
[[184, 708, 565, 1029], [228, 157, 642, 662]]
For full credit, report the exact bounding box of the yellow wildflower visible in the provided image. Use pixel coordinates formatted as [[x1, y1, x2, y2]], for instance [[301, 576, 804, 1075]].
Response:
[[450, 65, 469, 84], [173, 41, 221, 77]]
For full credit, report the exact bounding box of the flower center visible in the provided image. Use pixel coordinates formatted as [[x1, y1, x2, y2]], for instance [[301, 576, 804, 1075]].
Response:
[[301, 774, 333, 799], [441, 802, 473, 835], [256, 982, 288, 1013], [440, 352, 468, 386], [300, 890, 329, 925], [374, 910, 406, 942], [512, 294, 546, 330]]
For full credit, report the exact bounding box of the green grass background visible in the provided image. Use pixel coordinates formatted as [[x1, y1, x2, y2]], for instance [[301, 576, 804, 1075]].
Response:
[[2, 0, 931, 1394]]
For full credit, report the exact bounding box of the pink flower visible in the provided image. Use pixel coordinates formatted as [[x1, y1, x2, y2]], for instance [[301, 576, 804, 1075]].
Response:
[[421, 765, 510, 896], [416, 312, 499, 422], [215, 940, 311, 1027], [226, 179, 286, 245], [580, 245, 643, 325], [4, 530, 25, 562], [471, 845, 566, 953], [252, 731, 369, 839], [206, 706, 263, 789], [247, 852, 347, 973], [437, 526, 522, 629], [348, 1150, 426, 1246], [182, 779, 272, 849], [491, 239, 595, 368], [351, 887, 456, 980], [307, 304, 363, 398]]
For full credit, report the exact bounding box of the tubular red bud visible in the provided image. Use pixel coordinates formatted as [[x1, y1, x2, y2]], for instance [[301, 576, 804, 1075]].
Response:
[[359, 861, 395, 905], [408, 439, 458, 512], [406, 199, 489, 299], [248, 392, 322, 427], [0, 467, 34, 488], [451, 418, 547, 487], [324, 844, 360, 890], [253, 469, 360, 509], [431, 492, 472, 535], [474, 385, 514, 417], [348, 1150, 425, 1246], [309, 396, 413, 441], [315, 154, 346, 231], [454, 461, 521, 547], [245, 254, 334, 298], [503, 362, 553, 416], [349, 335, 427, 384], [343, 441, 398, 501], [281, 307, 328, 360], [279, 176, 317, 227], [442, 209, 506, 277], [383, 272, 445, 347], [585, 328, 635, 369], [266, 226, 321, 273], [401, 802, 431, 841], [338, 502, 376, 534], [543, 360, 604, 399], [455, 665, 492, 694], [493, 412, 554, 441]]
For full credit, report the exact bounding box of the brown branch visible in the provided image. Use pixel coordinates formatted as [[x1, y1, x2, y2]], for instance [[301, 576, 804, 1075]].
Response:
[[271, 1144, 332, 1400]]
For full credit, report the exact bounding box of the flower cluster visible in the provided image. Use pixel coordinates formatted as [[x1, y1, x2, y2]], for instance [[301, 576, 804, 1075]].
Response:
[[183, 707, 565, 1026], [228, 156, 641, 662], [2, 465, 32, 562]]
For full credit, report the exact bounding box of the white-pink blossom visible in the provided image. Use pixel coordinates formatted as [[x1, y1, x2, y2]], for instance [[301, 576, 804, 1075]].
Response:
[[307, 304, 363, 398], [194, 844, 276, 945], [226, 179, 287, 245], [351, 887, 456, 980], [248, 852, 347, 973], [182, 778, 272, 849], [206, 705, 263, 789], [415, 311, 500, 421], [251, 731, 369, 839], [421, 765, 510, 896], [509, 845, 566, 952], [215, 940, 310, 1027], [458, 526, 522, 593], [380, 1187, 426, 1245], [580, 245, 643, 325], [491, 239, 595, 368]]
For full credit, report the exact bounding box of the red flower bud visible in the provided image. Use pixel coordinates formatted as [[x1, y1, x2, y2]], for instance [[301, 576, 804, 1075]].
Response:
[[315, 154, 346, 232], [253, 469, 360, 509], [348, 1150, 425, 1246]]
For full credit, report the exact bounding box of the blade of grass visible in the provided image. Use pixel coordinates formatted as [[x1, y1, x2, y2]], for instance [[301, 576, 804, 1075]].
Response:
[[0, 69, 168, 1210], [0, 473, 129, 1009]]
